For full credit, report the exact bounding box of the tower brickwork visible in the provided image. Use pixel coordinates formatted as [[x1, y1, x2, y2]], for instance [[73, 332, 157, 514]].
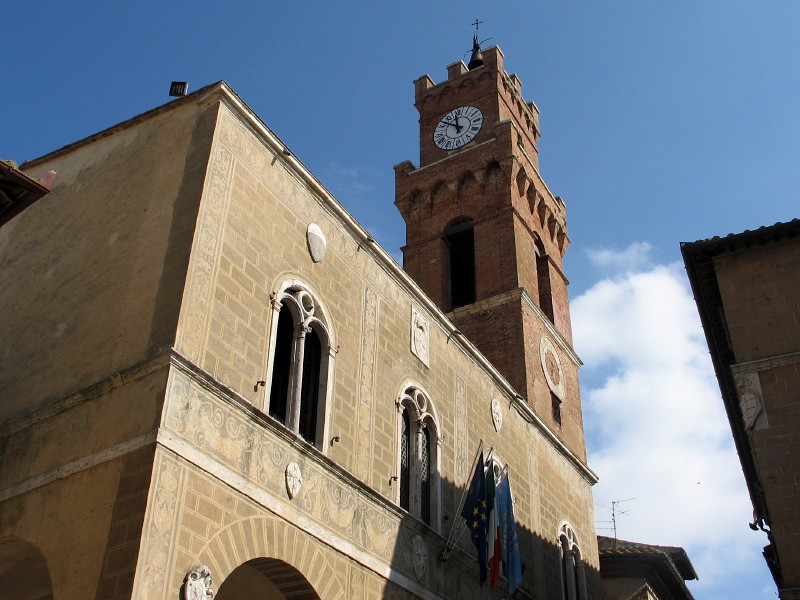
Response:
[[395, 46, 585, 458]]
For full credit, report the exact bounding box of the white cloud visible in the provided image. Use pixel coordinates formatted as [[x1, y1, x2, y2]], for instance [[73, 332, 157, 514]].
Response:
[[585, 241, 654, 272], [572, 244, 773, 599]]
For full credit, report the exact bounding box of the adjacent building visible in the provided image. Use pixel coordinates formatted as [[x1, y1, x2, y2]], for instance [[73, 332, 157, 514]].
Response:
[[682, 220, 800, 600]]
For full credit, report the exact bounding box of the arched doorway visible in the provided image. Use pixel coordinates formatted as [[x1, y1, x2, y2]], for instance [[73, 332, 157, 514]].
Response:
[[0, 538, 54, 600], [216, 558, 320, 600]]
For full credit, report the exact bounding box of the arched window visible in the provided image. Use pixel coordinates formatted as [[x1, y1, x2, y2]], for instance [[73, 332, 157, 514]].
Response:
[[400, 410, 411, 511], [444, 218, 476, 310], [535, 238, 554, 322], [397, 385, 440, 529], [559, 523, 587, 600], [265, 283, 334, 449]]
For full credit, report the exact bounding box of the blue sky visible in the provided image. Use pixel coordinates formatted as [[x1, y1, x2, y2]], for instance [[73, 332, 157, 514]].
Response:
[[6, 2, 797, 598]]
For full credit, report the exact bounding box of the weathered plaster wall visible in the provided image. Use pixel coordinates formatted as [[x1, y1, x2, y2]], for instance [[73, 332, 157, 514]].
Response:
[[1, 97, 217, 423]]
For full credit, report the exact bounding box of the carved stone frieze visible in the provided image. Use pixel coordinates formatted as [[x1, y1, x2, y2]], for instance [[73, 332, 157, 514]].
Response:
[[164, 368, 403, 565], [455, 375, 468, 481], [134, 452, 183, 599], [356, 287, 378, 480], [178, 146, 234, 360]]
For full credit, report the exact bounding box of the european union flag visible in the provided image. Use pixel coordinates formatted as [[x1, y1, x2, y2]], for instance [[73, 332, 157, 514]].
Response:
[[460, 451, 488, 583]]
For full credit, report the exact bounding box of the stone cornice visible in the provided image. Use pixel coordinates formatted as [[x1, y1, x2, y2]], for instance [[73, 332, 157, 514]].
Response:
[[730, 350, 800, 375], [0, 347, 172, 437]]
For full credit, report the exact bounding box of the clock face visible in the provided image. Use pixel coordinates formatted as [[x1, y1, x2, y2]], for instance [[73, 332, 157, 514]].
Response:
[[433, 106, 484, 150]]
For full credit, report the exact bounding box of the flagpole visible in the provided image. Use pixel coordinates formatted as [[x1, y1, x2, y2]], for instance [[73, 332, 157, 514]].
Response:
[[440, 439, 484, 561]]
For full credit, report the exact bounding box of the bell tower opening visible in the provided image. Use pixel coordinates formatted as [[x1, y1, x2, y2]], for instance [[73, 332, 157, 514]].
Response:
[[444, 219, 476, 310], [535, 238, 554, 322]]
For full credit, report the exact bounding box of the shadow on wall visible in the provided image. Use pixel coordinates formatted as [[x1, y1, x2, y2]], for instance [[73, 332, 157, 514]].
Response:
[[0, 537, 54, 600], [207, 471, 599, 600]]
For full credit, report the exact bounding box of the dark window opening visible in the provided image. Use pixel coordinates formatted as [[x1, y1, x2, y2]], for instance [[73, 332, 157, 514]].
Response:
[[298, 328, 321, 443], [400, 411, 411, 511], [444, 220, 476, 309], [420, 425, 431, 525], [269, 306, 294, 425], [552, 393, 562, 427], [536, 240, 555, 322]]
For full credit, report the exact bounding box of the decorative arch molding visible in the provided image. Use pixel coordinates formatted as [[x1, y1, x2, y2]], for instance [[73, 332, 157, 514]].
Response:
[[431, 180, 452, 206], [456, 77, 478, 94], [526, 186, 540, 215], [395, 380, 441, 426], [485, 160, 503, 177], [216, 558, 321, 600], [515, 166, 529, 196], [557, 521, 580, 551], [197, 516, 340, 600], [457, 171, 481, 201], [271, 278, 336, 346]]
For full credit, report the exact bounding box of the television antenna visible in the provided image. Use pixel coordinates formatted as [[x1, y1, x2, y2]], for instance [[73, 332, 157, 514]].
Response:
[[610, 498, 635, 544]]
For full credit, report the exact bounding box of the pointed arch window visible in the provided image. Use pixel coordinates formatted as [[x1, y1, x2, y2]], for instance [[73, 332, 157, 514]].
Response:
[[265, 283, 334, 450], [397, 385, 441, 529], [559, 523, 587, 600], [444, 218, 476, 310], [535, 238, 555, 322]]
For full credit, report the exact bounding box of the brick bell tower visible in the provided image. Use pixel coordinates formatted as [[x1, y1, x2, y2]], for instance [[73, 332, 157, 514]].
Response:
[[394, 40, 586, 458]]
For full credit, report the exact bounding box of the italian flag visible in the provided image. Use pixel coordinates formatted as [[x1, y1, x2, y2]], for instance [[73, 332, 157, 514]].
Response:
[[486, 466, 503, 588]]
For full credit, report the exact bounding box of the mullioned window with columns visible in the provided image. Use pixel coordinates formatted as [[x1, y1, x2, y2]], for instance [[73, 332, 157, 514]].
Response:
[[264, 281, 335, 450], [559, 522, 587, 600], [396, 385, 441, 530]]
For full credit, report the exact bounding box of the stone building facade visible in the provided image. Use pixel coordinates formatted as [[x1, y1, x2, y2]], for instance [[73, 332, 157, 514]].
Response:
[[1, 48, 600, 599], [682, 221, 800, 600]]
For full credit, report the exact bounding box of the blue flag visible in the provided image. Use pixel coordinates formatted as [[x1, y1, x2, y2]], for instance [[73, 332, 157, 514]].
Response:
[[496, 474, 522, 593], [460, 451, 488, 583]]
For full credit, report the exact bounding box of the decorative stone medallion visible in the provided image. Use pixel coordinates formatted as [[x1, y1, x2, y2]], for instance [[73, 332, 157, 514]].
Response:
[[306, 223, 327, 263], [183, 566, 215, 600], [491, 398, 503, 432], [411, 534, 428, 580], [539, 336, 565, 399], [285, 462, 303, 499], [410, 306, 430, 367]]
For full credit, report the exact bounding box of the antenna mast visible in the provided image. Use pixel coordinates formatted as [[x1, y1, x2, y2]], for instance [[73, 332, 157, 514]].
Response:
[[610, 498, 635, 544]]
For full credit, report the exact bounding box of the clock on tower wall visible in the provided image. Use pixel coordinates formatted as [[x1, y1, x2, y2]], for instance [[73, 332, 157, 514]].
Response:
[[432, 106, 484, 151]]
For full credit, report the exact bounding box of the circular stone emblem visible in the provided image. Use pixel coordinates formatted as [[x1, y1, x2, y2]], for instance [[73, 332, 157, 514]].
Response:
[[539, 336, 566, 398]]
